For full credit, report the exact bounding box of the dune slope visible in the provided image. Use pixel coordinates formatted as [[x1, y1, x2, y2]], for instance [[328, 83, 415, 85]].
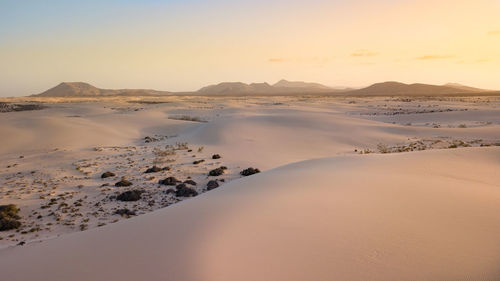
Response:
[[0, 147, 499, 281]]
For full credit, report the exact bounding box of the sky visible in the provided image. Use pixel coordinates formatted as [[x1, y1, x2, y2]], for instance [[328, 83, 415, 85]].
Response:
[[0, 0, 499, 96]]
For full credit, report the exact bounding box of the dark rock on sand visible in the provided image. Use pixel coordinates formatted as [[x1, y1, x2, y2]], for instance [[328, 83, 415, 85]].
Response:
[[175, 185, 198, 197], [209, 166, 227, 176], [159, 176, 181, 186], [212, 154, 221, 159], [115, 178, 133, 187], [145, 166, 170, 173], [240, 167, 261, 176], [115, 208, 136, 216], [116, 190, 144, 201], [184, 180, 197, 186], [101, 171, 116, 178], [193, 160, 205, 165], [207, 180, 219, 190]]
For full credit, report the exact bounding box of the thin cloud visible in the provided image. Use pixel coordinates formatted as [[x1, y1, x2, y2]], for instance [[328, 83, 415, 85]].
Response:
[[267, 57, 332, 63], [268, 58, 284, 63], [351, 50, 378, 57], [416, 55, 456, 60], [488, 30, 500, 35]]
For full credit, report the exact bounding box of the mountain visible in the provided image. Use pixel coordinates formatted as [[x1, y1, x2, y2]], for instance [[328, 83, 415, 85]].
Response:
[[444, 83, 490, 93], [197, 80, 337, 95], [35, 82, 170, 97], [345, 81, 483, 96], [197, 82, 274, 95], [34, 81, 497, 97], [273, 79, 331, 90]]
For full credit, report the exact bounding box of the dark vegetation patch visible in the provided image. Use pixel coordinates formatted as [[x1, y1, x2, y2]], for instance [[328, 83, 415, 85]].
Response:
[[127, 101, 171, 104], [0, 204, 22, 231], [0, 102, 46, 113], [168, 115, 207, 122]]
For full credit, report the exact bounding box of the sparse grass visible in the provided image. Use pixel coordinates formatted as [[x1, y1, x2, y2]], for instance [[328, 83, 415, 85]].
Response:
[[168, 115, 207, 122], [377, 143, 390, 154]]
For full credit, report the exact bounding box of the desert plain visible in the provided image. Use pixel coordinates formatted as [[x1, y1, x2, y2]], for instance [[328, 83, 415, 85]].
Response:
[[0, 94, 499, 280]]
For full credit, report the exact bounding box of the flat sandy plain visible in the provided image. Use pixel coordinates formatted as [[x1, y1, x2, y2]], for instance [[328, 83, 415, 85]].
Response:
[[0, 95, 499, 280]]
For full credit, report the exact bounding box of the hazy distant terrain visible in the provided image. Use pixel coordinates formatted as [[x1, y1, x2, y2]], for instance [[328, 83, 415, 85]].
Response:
[[32, 80, 498, 98], [35, 82, 171, 97]]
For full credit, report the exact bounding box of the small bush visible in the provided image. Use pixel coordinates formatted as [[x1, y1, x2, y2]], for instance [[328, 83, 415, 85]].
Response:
[[377, 143, 390, 154], [0, 204, 22, 231]]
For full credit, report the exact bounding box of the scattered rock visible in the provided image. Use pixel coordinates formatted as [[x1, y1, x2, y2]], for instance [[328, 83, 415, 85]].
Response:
[[165, 189, 176, 194], [207, 180, 219, 190], [240, 167, 261, 176], [159, 176, 181, 186], [184, 180, 197, 186], [175, 185, 198, 197], [212, 154, 221, 159], [116, 190, 144, 201], [115, 208, 136, 216], [115, 178, 133, 187], [101, 171, 116, 178], [193, 160, 205, 165], [145, 166, 169, 173], [209, 166, 227, 176]]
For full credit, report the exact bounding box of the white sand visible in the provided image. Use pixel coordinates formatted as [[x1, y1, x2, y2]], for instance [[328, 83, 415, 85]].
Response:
[[0, 148, 499, 280], [0, 96, 499, 280]]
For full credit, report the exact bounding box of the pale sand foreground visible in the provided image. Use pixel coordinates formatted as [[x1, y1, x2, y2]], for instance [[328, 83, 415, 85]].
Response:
[[0, 96, 499, 280], [0, 148, 499, 280]]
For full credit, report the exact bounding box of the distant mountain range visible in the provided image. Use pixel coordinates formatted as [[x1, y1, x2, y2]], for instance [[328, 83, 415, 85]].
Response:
[[34, 80, 496, 97], [197, 80, 340, 95], [35, 82, 170, 97]]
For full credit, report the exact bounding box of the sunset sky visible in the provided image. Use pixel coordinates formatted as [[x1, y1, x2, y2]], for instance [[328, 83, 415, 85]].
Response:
[[1, 0, 499, 96]]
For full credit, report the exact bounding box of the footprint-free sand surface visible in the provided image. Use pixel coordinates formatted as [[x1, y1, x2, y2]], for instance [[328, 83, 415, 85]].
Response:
[[0, 95, 499, 280]]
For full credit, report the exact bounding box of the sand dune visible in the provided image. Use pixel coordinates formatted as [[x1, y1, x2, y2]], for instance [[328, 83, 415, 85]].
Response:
[[0, 148, 499, 281], [0, 96, 499, 280]]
